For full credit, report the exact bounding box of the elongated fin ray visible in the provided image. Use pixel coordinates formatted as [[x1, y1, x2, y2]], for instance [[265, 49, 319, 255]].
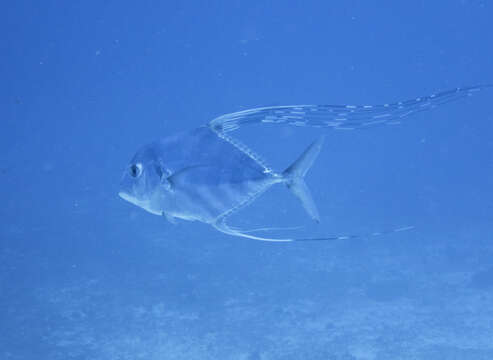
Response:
[[209, 85, 491, 133], [213, 221, 295, 242], [213, 221, 415, 242]]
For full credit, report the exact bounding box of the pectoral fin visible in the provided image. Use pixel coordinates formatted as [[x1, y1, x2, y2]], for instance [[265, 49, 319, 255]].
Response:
[[166, 165, 212, 188]]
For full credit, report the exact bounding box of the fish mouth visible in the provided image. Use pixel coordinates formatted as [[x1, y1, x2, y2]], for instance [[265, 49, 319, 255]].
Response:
[[118, 191, 142, 207], [118, 191, 133, 202]]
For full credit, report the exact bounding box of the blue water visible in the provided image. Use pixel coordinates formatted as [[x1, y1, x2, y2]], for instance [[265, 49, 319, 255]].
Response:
[[2, 1, 492, 359]]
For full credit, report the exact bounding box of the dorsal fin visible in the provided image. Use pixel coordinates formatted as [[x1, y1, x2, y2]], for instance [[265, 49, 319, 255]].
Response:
[[211, 127, 273, 173], [209, 85, 492, 133]]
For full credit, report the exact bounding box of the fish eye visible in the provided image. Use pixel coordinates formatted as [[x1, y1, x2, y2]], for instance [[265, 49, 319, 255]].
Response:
[[129, 163, 143, 178]]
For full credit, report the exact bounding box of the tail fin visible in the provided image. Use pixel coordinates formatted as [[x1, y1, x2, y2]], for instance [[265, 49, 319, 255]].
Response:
[[282, 136, 325, 222]]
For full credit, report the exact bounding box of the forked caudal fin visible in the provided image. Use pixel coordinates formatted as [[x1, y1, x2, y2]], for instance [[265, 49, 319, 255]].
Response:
[[282, 136, 325, 222]]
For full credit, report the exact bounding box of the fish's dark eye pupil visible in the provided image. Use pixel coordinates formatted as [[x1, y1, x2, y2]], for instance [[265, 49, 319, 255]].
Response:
[[130, 164, 138, 177]]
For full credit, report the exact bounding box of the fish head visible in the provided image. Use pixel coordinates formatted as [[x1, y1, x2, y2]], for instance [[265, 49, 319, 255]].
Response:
[[119, 143, 170, 215]]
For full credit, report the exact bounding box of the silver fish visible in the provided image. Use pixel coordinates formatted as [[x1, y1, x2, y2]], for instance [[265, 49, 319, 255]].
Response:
[[119, 85, 490, 242]]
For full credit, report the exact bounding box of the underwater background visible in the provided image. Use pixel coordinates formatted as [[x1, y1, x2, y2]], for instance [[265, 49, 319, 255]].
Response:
[[2, 1, 493, 359]]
